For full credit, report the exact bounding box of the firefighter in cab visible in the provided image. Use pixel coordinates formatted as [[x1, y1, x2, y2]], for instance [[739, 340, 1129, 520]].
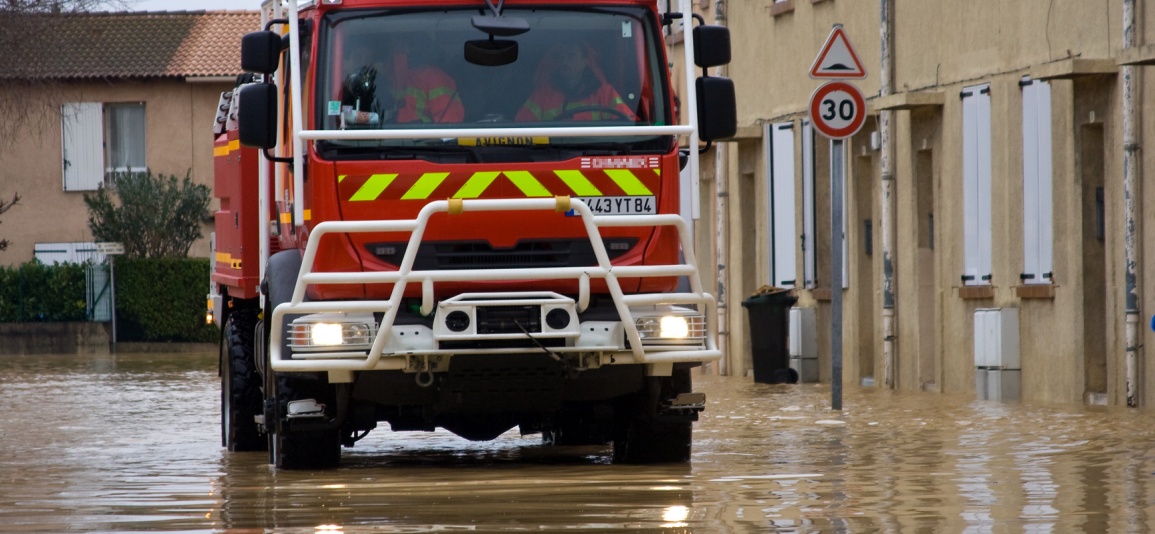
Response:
[[516, 40, 637, 122], [342, 36, 464, 125]]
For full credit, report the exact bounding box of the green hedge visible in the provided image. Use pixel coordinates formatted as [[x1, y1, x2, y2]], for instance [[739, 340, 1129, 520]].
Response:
[[115, 257, 219, 343], [0, 260, 87, 322], [0, 257, 219, 343]]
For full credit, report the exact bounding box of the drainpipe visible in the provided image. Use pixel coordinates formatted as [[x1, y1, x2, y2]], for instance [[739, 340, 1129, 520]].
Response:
[[879, 0, 897, 388], [713, 0, 730, 376], [1122, 0, 1141, 407]]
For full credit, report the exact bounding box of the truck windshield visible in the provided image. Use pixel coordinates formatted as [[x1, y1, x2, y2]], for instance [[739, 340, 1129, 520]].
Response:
[[315, 6, 672, 157]]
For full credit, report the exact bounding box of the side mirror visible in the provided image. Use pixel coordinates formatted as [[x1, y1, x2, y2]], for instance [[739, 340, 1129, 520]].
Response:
[[465, 38, 519, 67], [696, 76, 736, 141], [693, 25, 731, 69], [238, 83, 278, 149], [241, 31, 282, 74]]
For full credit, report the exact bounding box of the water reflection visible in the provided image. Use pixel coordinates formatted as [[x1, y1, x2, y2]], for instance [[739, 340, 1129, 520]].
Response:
[[1, 353, 1154, 531]]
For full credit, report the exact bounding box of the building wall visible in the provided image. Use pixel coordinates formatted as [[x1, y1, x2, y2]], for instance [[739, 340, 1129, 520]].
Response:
[[0, 78, 230, 265], [712, 0, 1155, 406]]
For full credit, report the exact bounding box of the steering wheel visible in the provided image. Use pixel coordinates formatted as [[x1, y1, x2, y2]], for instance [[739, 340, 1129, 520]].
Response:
[[553, 105, 632, 121]]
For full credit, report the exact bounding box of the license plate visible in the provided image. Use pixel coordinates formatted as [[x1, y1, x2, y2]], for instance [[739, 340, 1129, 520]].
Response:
[[569, 196, 656, 216]]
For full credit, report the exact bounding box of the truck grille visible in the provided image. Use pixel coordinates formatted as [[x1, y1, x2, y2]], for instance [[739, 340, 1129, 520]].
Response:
[[477, 305, 540, 334], [365, 238, 636, 270]]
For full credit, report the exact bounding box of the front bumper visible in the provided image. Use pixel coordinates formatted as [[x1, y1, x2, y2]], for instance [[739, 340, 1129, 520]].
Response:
[[268, 198, 721, 373]]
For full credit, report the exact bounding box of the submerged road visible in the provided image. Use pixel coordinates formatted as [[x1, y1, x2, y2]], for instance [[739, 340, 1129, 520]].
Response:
[[0, 352, 1152, 531]]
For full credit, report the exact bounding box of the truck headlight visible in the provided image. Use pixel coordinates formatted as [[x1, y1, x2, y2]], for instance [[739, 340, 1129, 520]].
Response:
[[288, 313, 375, 351], [634, 312, 706, 345], [310, 323, 345, 346], [660, 316, 690, 338]]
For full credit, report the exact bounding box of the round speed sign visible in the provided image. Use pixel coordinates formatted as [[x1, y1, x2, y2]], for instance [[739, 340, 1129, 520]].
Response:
[[808, 81, 866, 140]]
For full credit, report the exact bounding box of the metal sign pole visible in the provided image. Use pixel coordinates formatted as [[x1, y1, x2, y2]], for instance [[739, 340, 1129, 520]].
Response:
[[110, 255, 117, 353], [831, 139, 844, 410]]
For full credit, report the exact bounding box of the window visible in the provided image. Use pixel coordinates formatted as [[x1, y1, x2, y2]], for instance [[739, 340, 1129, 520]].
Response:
[[961, 83, 992, 286], [61, 102, 147, 191], [1021, 77, 1053, 285], [767, 121, 797, 287], [800, 119, 847, 291], [105, 103, 147, 174]]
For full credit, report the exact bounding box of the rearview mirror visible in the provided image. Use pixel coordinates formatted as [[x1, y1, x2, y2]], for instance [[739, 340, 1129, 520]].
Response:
[[693, 25, 731, 69], [238, 83, 278, 149], [696, 76, 736, 141], [465, 39, 519, 67], [241, 31, 283, 74]]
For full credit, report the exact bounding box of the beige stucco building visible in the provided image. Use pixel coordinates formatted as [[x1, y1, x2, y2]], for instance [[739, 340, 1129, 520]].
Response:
[[681, 0, 1155, 407], [0, 10, 258, 265]]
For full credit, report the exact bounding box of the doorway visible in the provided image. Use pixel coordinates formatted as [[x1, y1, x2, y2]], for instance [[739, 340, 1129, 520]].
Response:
[[853, 154, 876, 383], [915, 149, 938, 390], [1080, 124, 1107, 403]]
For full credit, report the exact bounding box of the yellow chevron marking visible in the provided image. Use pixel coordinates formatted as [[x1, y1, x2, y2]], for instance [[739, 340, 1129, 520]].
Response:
[[504, 171, 552, 197], [453, 171, 500, 199], [605, 169, 652, 196], [554, 170, 602, 196], [350, 174, 397, 201], [338, 175, 347, 183], [403, 172, 450, 200]]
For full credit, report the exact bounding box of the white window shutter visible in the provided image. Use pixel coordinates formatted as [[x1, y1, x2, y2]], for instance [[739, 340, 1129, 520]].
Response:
[[61, 103, 104, 192], [1021, 78, 1041, 283], [976, 86, 993, 283], [962, 84, 992, 286], [802, 120, 817, 288], [1028, 80, 1054, 284], [768, 121, 797, 288]]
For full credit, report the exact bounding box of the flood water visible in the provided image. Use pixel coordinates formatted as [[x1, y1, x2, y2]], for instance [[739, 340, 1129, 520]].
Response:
[[1, 352, 1154, 532]]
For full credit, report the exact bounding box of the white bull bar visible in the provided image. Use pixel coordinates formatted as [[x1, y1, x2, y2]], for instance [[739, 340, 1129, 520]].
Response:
[[269, 197, 721, 372]]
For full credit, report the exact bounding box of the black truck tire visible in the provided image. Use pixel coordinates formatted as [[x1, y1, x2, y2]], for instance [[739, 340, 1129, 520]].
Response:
[[222, 308, 267, 452], [611, 369, 693, 464], [263, 250, 343, 470], [270, 376, 342, 470]]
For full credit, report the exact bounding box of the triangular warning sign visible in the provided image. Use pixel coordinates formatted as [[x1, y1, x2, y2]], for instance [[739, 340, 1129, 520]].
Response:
[[809, 25, 866, 79]]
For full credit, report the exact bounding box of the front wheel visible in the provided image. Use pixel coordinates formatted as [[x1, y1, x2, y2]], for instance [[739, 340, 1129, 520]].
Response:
[[269, 375, 342, 470], [221, 308, 267, 452], [612, 369, 693, 464]]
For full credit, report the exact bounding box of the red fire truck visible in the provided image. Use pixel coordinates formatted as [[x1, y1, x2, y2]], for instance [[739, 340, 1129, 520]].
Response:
[[208, 0, 735, 469]]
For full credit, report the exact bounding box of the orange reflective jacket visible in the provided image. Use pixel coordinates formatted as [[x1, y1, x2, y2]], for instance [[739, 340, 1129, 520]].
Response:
[[393, 66, 464, 123], [516, 83, 635, 122]]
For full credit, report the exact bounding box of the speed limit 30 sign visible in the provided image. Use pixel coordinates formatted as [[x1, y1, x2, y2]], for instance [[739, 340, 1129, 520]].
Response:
[[808, 80, 866, 140]]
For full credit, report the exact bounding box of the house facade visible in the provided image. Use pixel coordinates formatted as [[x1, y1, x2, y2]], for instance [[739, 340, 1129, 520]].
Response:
[[678, 0, 1155, 407], [0, 10, 259, 265]]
